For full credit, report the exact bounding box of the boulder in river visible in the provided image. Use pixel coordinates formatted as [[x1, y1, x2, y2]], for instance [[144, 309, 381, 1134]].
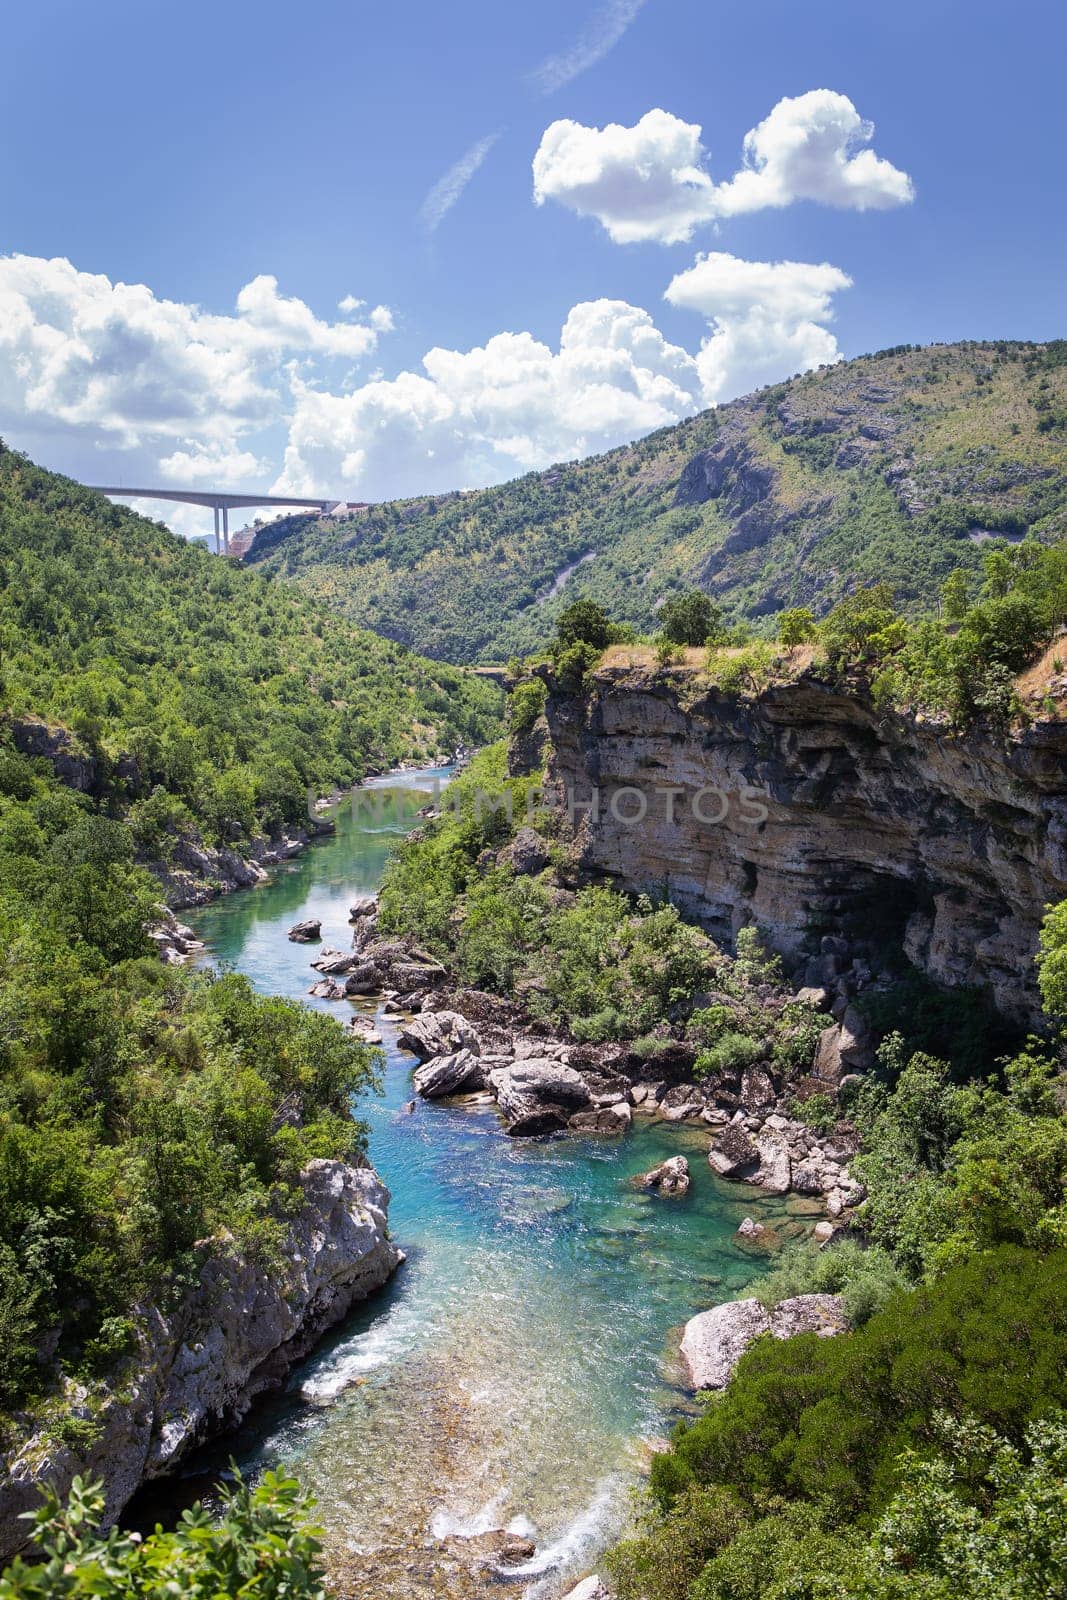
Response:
[[308, 979, 344, 1000], [707, 1123, 760, 1179], [397, 1010, 480, 1061], [488, 1058, 592, 1136], [563, 1579, 613, 1600], [412, 1048, 485, 1098], [680, 1292, 848, 1390], [637, 1156, 691, 1195], [348, 895, 377, 920], [288, 919, 321, 943]]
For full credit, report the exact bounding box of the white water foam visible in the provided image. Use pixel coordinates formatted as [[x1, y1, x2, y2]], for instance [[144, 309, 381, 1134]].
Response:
[[428, 1490, 537, 1543], [502, 1477, 625, 1597], [298, 1304, 420, 1402]]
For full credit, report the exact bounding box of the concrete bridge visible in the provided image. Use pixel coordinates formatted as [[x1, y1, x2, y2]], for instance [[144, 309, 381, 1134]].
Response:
[[88, 486, 341, 554]]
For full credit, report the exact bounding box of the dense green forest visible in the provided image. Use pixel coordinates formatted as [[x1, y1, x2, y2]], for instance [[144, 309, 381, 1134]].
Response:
[[0, 741, 381, 1426], [245, 341, 1067, 663], [0, 444, 501, 848]]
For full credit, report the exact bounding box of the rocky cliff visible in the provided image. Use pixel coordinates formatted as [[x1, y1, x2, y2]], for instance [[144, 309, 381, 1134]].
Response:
[[0, 1161, 402, 1561], [543, 660, 1067, 1025]]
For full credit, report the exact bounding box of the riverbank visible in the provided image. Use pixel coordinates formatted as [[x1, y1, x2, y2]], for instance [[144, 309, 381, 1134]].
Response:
[[170, 765, 829, 1599]]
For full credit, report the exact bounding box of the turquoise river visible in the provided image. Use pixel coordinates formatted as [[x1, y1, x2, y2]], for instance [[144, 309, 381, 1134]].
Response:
[[181, 767, 799, 1600]]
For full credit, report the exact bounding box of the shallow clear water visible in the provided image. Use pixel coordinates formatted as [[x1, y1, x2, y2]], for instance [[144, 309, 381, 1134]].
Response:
[[182, 768, 794, 1598]]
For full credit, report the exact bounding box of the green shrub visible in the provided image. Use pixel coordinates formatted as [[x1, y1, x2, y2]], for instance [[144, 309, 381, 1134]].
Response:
[[508, 677, 547, 736], [0, 1469, 327, 1598], [694, 1033, 764, 1078]]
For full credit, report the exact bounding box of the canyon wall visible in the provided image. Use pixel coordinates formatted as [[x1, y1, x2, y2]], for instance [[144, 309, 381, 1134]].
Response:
[[0, 1161, 401, 1561], [543, 663, 1067, 1025]]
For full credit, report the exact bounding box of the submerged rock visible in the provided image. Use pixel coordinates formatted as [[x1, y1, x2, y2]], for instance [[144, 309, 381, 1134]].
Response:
[[638, 1156, 691, 1196], [680, 1292, 848, 1390]]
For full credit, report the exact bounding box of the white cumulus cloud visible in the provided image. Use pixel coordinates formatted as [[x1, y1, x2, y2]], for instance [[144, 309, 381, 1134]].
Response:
[[275, 298, 704, 500], [533, 90, 913, 243], [0, 254, 389, 489], [664, 251, 852, 402]]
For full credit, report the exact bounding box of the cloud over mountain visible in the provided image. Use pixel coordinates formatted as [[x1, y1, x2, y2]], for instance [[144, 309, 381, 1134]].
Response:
[[665, 251, 852, 402], [275, 298, 704, 499], [533, 91, 913, 243]]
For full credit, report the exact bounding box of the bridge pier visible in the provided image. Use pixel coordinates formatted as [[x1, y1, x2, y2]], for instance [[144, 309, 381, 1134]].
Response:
[[213, 506, 220, 555]]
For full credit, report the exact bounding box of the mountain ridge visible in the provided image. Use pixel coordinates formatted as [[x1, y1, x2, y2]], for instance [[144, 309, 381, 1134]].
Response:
[[244, 339, 1067, 663]]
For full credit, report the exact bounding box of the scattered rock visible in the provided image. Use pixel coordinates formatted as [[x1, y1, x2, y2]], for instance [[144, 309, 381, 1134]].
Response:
[[496, 826, 550, 877], [736, 1216, 765, 1239], [442, 1530, 537, 1569], [813, 1220, 834, 1244], [708, 1124, 759, 1178], [348, 895, 377, 920], [288, 919, 321, 943], [638, 1156, 691, 1195]]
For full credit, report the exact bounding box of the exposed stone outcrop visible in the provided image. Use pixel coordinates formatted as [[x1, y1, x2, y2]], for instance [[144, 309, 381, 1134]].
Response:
[[544, 663, 1067, 1024], [288, 918, 322, 943], [0, 1161, 401, 1562], [150, 823, 333, 911], [679, 1292, 848, 1390], [412, 1047, 485, 1098], [488, 1058, 593, 1136]]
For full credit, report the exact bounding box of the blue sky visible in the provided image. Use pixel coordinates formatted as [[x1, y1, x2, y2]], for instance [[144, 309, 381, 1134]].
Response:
[[0, 0, 1063, 533]]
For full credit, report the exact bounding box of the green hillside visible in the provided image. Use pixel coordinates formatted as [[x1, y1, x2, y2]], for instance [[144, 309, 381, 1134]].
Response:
[[244, 340, 1067, 663], [0, 444, 501, 840]]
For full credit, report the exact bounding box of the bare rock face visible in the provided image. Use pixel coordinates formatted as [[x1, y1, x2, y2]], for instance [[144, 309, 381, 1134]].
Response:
[[544, 666, 1067, 1025], [680, 1292, 847, 1390], [397, 1010, 481, 1062], [412, 1047, 486, 1098], [708, 1123, 760, 1178], [0, 1161, 401, 1562]]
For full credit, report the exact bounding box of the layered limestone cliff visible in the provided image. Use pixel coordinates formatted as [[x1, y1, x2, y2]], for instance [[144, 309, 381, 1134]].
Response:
[[0, 1161, 402, 1561], [543, 661, 1067, 1025]]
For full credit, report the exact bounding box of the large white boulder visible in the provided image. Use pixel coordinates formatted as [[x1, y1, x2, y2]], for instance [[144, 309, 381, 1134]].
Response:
[[680, 1292, 848, 1390]]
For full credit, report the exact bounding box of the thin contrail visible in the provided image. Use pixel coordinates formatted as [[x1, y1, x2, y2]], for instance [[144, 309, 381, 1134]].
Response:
[[419, 132, 502, 232], [528, 0, 648, 96]]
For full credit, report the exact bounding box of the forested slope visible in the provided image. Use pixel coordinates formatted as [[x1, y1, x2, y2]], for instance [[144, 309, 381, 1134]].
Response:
[[245, 340, 1067, 663], [0, 443, 501, 844]]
